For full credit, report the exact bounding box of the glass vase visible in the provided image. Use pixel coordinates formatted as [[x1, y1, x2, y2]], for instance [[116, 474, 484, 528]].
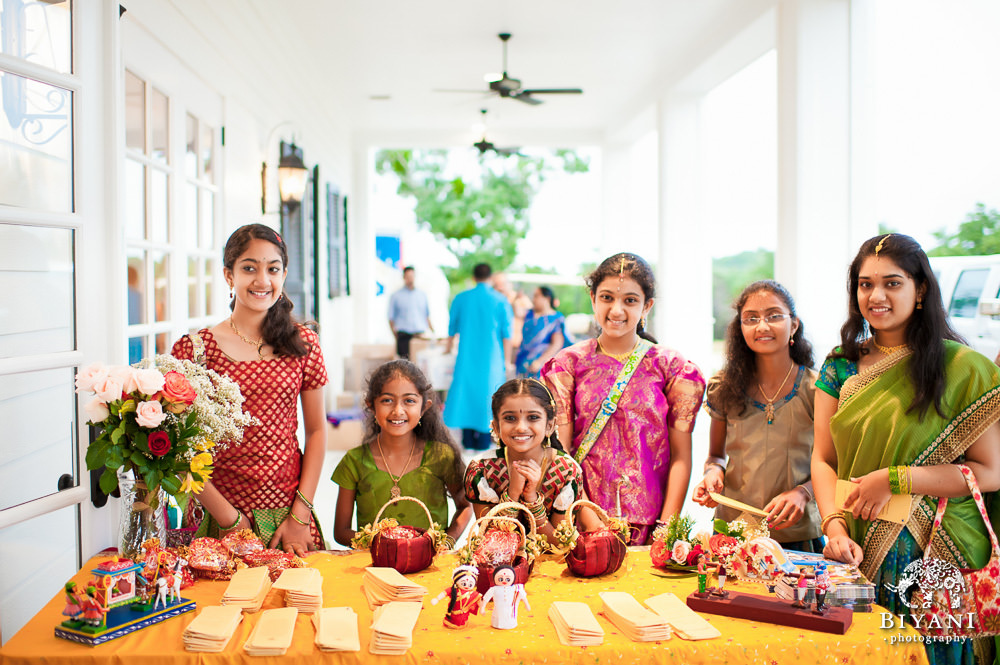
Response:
[[117, 470, 167, 561]]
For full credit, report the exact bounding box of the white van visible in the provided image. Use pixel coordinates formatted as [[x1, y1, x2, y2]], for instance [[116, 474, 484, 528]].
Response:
[[929, 254, 1000, 361]]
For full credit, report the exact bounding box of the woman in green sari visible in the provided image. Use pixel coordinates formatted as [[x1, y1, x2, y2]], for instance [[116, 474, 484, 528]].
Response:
[[812, 233, 1000, 665]]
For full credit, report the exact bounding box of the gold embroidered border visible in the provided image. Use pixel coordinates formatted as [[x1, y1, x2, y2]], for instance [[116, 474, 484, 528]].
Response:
[[838, 349, 912, 408]]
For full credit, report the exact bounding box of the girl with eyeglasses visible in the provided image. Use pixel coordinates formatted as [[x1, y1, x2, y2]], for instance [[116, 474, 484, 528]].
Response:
[[692, 280, 823, 552]]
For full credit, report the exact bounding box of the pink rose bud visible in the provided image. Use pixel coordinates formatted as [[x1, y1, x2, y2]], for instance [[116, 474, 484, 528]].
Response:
[[75, 363, 109, 394], [135, 368, 165, 395], [110, 365, 140, 394], [135, 400, 166, 428], [83, 398, 110, 424], [93, 376, 125, 404]]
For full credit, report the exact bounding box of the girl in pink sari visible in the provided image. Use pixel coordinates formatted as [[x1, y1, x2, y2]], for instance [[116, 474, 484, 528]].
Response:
[[542, 253, 705, 544]]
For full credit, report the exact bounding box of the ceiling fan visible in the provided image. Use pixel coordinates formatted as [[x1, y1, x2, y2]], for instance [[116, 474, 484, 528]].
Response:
[[473, 109, 521, 156], [438, 33, 583, 106]]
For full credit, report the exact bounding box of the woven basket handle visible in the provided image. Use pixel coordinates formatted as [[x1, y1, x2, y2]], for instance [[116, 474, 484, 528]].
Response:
[[567, 499, 612, 527], [471, 514, 527, 551], [484, 500, 538, 540], [373, 495, 433, 528]]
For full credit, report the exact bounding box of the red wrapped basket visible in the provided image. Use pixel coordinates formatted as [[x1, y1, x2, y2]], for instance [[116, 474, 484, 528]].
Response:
[[469, 502, 536, 594], [564, 499, 628, 578], [368, 496, 438, 575]]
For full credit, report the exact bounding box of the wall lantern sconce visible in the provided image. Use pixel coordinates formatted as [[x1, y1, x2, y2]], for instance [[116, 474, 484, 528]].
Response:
[[260, 140, 309, 213]]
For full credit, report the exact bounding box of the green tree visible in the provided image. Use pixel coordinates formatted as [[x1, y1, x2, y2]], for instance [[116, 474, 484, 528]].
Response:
[[927, 203, 1000, 256], [712, 249, 774, 339], [375, 149, 589, 289]]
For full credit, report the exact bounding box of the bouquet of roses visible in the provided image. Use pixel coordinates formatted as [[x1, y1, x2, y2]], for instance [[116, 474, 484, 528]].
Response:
[[76, 355, 254, 506]]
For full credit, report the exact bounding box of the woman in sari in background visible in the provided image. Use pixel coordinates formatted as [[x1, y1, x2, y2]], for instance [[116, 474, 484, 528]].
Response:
[[812, 233, 1000, 665], [516, 286, 569, 378]]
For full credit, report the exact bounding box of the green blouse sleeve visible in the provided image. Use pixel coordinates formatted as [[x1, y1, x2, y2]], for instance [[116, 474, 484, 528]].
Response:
[[331, 446, 362, 489], [816, 352, 857, 399]]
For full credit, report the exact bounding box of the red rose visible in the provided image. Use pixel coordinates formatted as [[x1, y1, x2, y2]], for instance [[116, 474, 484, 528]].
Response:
[[148, 430, 172, 457], [159, 371, 196, 413], [650, 540, 671, 568], [686, 544, 704, 566]]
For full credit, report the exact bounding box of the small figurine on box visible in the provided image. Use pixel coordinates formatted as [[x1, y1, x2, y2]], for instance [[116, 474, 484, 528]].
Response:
[[790, 568, 813, 609], [813, 563, 832, 615], [431, 565, 483, 629], [694, 554, 712, 597], [710, 561, 729, 599], [80, 586, 107, 628], [481, 565, 530, 630], [61, 582, 83, 625]]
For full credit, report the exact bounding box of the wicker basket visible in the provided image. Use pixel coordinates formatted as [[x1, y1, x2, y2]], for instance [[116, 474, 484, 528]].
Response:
[[468, 501, 537, 594], [563, 499, 628, 578], [368, 496, 437, 575]]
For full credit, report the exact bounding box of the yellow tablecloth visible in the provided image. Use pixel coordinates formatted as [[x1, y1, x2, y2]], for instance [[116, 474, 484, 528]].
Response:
[[0, 549, 929, 664]]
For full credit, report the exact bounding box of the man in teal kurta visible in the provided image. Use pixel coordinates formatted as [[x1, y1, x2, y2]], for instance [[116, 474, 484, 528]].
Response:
[[444, 263, 513, 450]]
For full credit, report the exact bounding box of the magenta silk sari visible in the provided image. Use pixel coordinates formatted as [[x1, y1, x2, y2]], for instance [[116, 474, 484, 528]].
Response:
[[542, 339, 705, 543]]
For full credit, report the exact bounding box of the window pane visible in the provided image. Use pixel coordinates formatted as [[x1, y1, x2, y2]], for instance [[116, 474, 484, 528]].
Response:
[[0, 74, 73, 212], [185, 113, 197, 178], [187, 257, 199, 318], [155, 332, 170, 355], [152, 251, 169, 322], [185, 182, 198, 247], [0, 0, 72, 73], [125, 71, 145, 152], [151, 88, 169, 163], [949, 269, 989, 318], [124, 159, 146, 239], [206, 259, 217, 316], [0, 368, 76, 510], [127, 251, 147, 325], [199, 189, 214, 248], [201, 123, 214, 181], [0, 224, 74, 358], [150, 169, 168, 243]]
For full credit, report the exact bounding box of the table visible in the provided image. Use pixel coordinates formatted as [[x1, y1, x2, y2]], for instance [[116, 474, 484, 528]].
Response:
[[0, 549, 929, 665]]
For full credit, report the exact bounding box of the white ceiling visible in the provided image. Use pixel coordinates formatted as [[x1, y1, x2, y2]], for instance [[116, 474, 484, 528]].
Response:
[[250, 0, 773, 146]]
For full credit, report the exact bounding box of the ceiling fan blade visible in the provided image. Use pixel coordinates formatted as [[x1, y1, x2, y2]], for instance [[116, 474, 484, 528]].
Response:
[[433, 88, 491, 94], [520, 88, 583, 95], [512, 91, 543, 106]]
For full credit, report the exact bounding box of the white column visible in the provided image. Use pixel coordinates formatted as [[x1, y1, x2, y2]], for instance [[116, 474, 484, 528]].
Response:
[[658, 96, 714, 373], [776, 0, 874, 355]]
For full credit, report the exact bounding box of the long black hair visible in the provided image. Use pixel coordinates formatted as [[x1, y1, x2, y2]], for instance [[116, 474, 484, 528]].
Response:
[[585, 252, 657, 343], [713, 280, 814, 417], [835, 233, 964, 418], [362, 360, 464, 479], [490, 378, 564, 452], [223, 223, 311, 357]]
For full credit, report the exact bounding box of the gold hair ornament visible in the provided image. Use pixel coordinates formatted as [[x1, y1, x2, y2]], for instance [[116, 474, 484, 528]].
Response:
[[875, 234, 892, 257]]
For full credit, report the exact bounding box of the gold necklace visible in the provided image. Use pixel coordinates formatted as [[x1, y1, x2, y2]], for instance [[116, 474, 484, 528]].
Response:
[[229, 317, 264, 360], [873, 338, 909, 356], [758, 362, 796, 426], [597, 336, 638, 362], [376, 435, 417, 499]]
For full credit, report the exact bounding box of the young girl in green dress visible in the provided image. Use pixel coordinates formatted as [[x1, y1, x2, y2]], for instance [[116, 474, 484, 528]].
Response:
[[332, 360, 471, 546]]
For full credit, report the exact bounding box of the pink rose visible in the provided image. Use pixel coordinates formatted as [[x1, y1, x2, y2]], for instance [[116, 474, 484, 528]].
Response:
[[159, 371, 196, 412], [75, 363, 109, 394], [109, 365, 140, 394], [92, 376, 124, 403], [147, 430, 172, 457], [83, 398, 110, 424], [135, 400, 166, 428], [671, 540, 692, 565], [135, 368, 165, 396]]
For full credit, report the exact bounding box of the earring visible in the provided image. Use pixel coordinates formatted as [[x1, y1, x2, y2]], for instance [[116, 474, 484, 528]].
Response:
[[229, 286, 234, 299], [917, 299, 923, 310], [490, 427, 499, 444], [417, 418, 422, 427], [640, 316, 647, 329], [790, 338, 795, 346]]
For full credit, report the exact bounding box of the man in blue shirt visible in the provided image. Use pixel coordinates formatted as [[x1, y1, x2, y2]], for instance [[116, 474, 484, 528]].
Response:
[[444, 263, 513, 450], [388, 266, 433, 359]]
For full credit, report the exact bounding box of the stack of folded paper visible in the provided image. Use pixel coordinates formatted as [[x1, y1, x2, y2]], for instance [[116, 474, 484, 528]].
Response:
[[362, 567, 427, 610], [369, 601, 422, 655], [242, 607, 298, 656], [312, 607, 361, 652], [182, 605, 244, 652], [221, 566, 272, 613], [548, 601, 605, 646], [273, 567, 323, 613], [598, 591, 672, 641], [644, 593, 721, 640]]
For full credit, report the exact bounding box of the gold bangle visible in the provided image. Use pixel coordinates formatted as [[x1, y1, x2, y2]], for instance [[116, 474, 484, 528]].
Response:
[[820, 511, 847, 536], [220, 509, 243, 531], [289, 511, 310, 527]]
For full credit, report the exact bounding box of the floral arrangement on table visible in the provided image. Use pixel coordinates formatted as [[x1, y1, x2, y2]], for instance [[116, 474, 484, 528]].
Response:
[[650, 514, 707, 570], [77, 356, 254, 502]]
